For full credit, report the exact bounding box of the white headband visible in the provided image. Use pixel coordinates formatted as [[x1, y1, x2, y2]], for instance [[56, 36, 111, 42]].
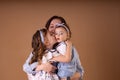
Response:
[[55, 23, 69, 33], [39, 31, 44, 43]]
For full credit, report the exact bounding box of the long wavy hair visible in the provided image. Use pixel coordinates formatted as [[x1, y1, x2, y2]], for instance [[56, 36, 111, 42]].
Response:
[[29, 28, 47, 64]]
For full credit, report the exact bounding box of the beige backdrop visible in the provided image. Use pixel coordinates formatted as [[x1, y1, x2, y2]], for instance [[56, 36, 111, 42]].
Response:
[[0, 0, 120, 80]]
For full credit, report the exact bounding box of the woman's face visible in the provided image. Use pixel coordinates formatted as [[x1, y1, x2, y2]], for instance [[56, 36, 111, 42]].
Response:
[[48, 19, 61, 35]]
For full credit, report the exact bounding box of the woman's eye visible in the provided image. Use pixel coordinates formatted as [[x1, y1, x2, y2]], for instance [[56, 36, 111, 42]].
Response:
[[55, 33, 58, 35]]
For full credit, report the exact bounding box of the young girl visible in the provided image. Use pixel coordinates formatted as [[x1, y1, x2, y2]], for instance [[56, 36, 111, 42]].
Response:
[[49, 23, 84, 80], [23, 28, 59, 80]]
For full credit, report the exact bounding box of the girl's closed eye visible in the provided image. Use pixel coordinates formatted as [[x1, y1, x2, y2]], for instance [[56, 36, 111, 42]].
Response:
[[59, 32, 64, 35]]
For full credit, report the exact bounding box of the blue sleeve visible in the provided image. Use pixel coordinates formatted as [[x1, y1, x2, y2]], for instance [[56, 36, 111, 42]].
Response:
[[73, 47, 84, 78], [23, 52, 38, 74]]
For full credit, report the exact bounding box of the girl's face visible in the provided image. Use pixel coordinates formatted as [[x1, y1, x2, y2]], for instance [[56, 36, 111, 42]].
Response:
[[55, 27, 68, 42], [48, 19, 61, 35], [44, 32, 56, 49]]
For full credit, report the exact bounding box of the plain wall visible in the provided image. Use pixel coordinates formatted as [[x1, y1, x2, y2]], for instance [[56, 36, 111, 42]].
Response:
[[0, 0, 120, 80]]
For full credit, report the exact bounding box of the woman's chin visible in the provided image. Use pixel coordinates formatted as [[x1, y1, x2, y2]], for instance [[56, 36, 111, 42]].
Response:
[[57, 40, 61, 43]]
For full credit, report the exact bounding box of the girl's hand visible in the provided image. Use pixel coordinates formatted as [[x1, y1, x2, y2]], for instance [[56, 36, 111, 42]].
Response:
[[65, 40, 72, 48]]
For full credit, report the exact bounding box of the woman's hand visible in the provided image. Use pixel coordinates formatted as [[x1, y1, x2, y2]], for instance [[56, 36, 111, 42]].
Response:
[[36, 62, 57, 73]]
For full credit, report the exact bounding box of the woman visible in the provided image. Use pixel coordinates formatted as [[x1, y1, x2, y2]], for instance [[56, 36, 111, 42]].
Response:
[[23, 15, 84, 80]]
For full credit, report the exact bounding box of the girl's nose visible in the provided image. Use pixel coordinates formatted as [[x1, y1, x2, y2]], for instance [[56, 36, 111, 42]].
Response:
[[56, 34, 60, 37]]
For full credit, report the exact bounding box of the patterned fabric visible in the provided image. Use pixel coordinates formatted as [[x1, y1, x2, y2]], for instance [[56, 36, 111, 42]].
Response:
[[28, 50, 60, 80], [23, 51, 60, 80], [27, 71, 59, 80]]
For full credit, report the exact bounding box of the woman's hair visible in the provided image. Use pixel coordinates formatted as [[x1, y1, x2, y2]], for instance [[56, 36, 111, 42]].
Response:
[[45, 15, 72, 38], [29, 28, 47, 64], [45, 15, 67, 30]]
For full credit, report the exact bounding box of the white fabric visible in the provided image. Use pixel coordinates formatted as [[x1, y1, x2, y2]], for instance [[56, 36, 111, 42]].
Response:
[[27, 50, 60, 80], [56, 42, 66, 55], [27, 71, 59, 80], [25, 42, 67, 80]]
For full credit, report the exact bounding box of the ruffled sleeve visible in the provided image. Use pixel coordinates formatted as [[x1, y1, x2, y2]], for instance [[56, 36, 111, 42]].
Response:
[[56, 42, 66, 55]]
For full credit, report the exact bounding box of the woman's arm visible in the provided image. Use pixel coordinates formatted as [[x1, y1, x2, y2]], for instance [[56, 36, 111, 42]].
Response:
[[51, 40, 72, 63], [23, 52, 38, 74], [73, 47, 84, 78], [23, 53, 57, 74]]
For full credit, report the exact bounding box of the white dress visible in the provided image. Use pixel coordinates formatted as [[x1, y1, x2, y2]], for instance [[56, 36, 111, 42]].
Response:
[[27, 49, 60, 80], [27, 42, 66, 80]]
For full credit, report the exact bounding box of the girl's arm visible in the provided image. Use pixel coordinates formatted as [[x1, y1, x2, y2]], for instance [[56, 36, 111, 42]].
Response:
[[51, 40, 72, 63]]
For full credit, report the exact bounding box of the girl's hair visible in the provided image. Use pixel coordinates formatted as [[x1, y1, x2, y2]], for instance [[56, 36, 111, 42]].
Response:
[[29, 28, 47, 64], [45, 15, 72, 38]]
